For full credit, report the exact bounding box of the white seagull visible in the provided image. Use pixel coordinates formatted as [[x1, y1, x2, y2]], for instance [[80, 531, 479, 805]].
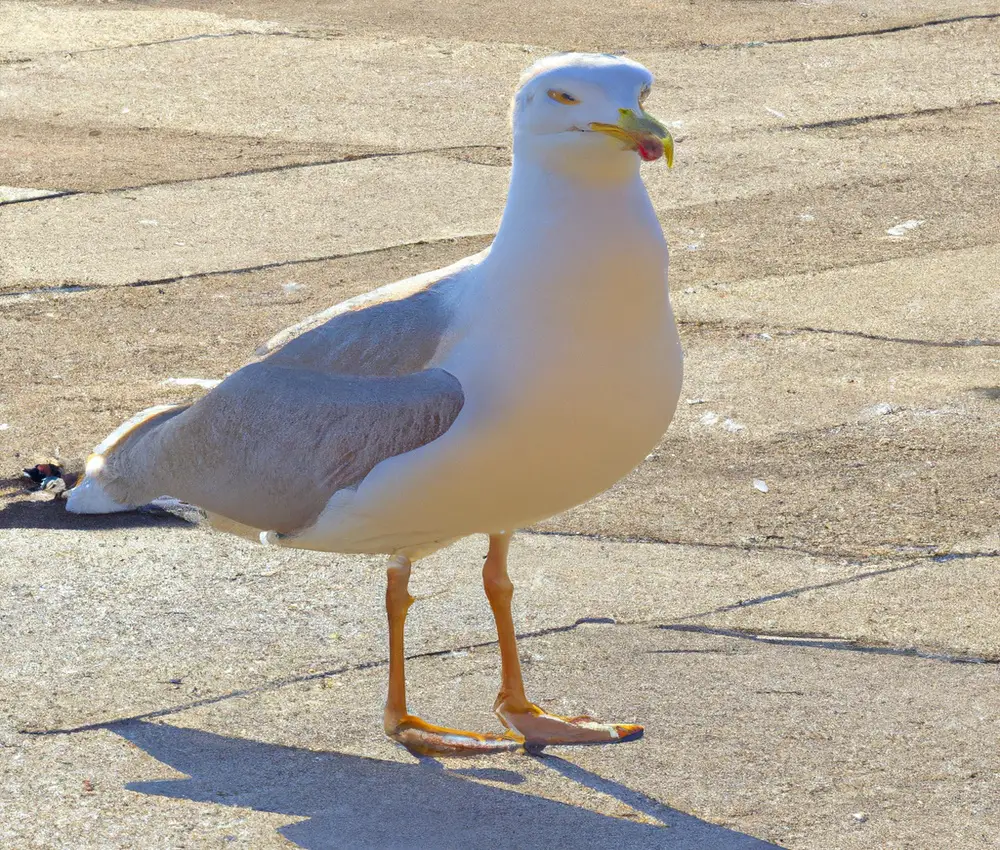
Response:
[[68, 52, 683, 755]]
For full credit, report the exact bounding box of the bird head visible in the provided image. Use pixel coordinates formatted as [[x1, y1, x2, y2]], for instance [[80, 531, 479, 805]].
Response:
[[510, 53, 674, 178]]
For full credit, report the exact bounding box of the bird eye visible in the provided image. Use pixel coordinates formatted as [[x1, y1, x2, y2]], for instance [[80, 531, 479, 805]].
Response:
[[547, 90, 579, 105], [639, 85, 651, 105]]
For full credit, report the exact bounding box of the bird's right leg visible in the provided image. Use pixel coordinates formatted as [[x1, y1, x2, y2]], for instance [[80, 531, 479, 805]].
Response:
[[382, 554, 520, 756]]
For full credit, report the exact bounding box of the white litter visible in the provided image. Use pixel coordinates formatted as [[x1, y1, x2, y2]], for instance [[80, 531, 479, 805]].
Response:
[[699, 411, 720, 426], [282, 281, 304, 294], [723, 418, 746, 433], [764, 106, 786, 119], [753, 479, 769, 493], [162, 377, 222, 389], [685, 398, 708, 405], [0, 423, 8, 431], [886, 219, 924, 237], [798, 213, 815, 222]]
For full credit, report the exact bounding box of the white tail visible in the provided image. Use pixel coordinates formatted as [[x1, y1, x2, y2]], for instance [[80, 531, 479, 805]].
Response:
[[65, 467, 131, 514]]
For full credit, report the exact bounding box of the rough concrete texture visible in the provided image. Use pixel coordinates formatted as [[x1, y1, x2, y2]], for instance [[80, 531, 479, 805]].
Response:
[[1, 1, 999, 848]]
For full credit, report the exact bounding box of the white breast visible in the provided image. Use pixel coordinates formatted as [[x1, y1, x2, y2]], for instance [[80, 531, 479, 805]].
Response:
[[287, 166, 683, 556], [438, 233, 682, 526]]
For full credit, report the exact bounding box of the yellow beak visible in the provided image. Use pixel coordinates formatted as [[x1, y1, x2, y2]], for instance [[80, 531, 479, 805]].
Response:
[[590, 108, 674, 167]]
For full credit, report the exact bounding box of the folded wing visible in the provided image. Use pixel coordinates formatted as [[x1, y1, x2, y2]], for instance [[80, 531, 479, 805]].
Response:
[[69, 252, 485, 527], [90, 363, 464, 534], [256, 250, 485, 377]]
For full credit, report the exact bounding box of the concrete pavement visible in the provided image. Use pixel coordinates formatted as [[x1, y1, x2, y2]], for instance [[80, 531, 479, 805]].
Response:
[[1, 1, 998, 848]]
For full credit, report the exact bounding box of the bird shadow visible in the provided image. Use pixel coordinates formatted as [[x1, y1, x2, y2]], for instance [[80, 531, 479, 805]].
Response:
[[111, 720, 780, 849], [0, 491, 193, 531]]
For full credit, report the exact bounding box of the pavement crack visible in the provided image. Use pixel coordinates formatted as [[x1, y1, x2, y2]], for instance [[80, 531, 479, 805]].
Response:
[[704, 12, 1000, 49], [522, 527, 965, 563], [23, 602, 994, 737], [525, 530, 1000, 618], [0, 145, 508, 206], [0, 235, 492, 301], [8, 27, 353, 63], [16, 616, 617, 737], [10, 30, 268, 63], [677, 319, 1000, 349], [657, 624, 997, 665], [524, 527, 844, 558], [788, 325, 1000, 348], [0, 190, 81, 207], [675, 555, 1000, 622], [121, 236, 489, 286], [104, 145, 507, 193], [781, 100, 999, 132]]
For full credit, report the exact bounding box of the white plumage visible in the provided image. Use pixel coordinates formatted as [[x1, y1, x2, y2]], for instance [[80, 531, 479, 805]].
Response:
[[68, 53, 682, 754]]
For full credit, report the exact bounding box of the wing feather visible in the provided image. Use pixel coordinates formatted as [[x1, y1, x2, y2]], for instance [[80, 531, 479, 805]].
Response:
[[93, 363, 464, 534], [257, 250, 486, 377]]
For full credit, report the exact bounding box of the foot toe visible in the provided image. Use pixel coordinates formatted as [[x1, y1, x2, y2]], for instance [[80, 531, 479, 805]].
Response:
[[387, 714, 522, 757], [612, 723, 644, 742], [495, 701, 644, 747]]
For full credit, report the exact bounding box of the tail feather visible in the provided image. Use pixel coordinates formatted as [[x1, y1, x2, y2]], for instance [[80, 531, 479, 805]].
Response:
[[65, 403, 190, 514], [65, 470, 131, 514]]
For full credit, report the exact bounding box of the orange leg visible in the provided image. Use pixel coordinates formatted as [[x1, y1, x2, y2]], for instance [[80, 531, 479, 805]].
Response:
[[383, 554, 519, 756], [483, 533, 644, 748]]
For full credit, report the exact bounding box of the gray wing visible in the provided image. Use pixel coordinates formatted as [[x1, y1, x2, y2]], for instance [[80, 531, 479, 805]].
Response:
[[256, 250, 487, 377], [95, 363, 464, 534]]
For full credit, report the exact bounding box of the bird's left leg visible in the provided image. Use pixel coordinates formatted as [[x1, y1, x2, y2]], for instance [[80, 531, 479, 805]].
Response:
[[382, 553, 519, 756], [484, 532, 643, 747]]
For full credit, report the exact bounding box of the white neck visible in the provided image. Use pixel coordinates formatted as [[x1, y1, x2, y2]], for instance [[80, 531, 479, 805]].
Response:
[[443, 147, 673, 396], [479, 150, 668, 318], [491, 150, 655, 256]]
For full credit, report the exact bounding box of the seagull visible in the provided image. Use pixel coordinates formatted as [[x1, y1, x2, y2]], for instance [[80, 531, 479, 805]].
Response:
[[67, 52, 683, 755]]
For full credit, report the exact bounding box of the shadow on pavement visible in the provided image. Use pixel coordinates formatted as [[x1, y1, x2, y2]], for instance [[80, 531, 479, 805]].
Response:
[[0, 494, 194, 531], [111, 720, 781, 849]]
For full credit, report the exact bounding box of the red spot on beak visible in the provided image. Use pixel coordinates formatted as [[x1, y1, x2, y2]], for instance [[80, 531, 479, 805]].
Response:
[[637, 136, 664, 162]]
